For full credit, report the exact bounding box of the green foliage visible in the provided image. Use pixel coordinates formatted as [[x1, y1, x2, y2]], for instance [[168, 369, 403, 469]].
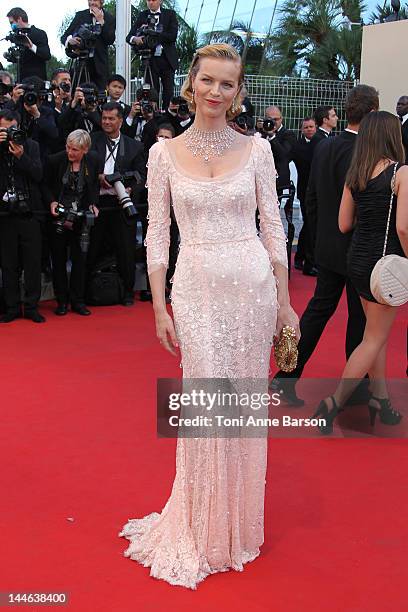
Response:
[[271, 0, 365, 79], [368, 2, 408, 23]]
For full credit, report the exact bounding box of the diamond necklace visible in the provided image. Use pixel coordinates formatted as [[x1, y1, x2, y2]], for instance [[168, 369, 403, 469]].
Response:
[[183, 124, 236, 163]]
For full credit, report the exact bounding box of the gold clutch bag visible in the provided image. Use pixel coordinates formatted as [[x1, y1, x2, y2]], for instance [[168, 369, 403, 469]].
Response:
[[273, 325, 298, 372]]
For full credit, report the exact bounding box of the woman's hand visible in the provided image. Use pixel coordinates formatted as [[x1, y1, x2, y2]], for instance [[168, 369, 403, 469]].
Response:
[[275, 304, 300, 342], [154, 309, 179, 356]]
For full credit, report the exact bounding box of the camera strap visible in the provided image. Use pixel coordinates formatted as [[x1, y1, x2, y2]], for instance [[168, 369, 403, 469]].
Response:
[[105, 137, 120, 165], [60, 158, 86, 204]]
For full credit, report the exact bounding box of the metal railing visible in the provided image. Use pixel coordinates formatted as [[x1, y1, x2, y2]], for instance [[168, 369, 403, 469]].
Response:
[[131, 74, 355, 131]]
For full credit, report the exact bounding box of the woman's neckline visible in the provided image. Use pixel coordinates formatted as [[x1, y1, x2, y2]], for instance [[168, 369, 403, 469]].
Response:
[[162, 136, 255, 182]]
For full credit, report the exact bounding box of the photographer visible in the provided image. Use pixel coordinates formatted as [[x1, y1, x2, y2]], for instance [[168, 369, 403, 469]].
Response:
[[124, 86, 161, 149], [6, 7, 51, 81], [162, 95, 194, 135], [47, 68, 73, 153], [8, 76, 58, 161], [126, 0, 178, 110], [61, 0, 115, 91], [89, 102, 146, 306], [58, 82, 103, 139], [0, 109, 44, 323], [262, 105, 296, 194], [0, 71, 14, 109], [43, 129, 99, 316]]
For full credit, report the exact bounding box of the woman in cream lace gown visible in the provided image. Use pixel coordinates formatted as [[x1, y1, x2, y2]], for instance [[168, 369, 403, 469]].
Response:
[[119, 44, 299, 589]]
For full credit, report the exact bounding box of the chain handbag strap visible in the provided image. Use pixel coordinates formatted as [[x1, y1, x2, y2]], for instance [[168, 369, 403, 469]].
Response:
[[382, 162, 399, 258]]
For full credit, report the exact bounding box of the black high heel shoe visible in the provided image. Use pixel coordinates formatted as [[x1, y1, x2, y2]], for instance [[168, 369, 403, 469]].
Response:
[[368, 396, 402, 426], [312, 396, 341, 435]]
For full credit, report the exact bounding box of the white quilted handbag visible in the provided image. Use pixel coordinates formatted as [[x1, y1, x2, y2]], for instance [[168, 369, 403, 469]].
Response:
[[370, 163, 408, 306]]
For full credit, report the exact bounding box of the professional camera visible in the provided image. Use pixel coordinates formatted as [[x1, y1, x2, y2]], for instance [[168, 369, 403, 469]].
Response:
[[52, 81, 71, 94], [2, 27, 30, 65], [19, 82, 52, 106], [5, 27, 31, 47], [54, 203, 95, 252], [0, 125, 26, 145], [104, 171, 143, 218], [66, 23, 102, 58], [262, 118, 275, 132], [178, 101, 189, 116], [79, 87, 107, 106], [133, 14, 163, 54], [0, 82, 14, 96]]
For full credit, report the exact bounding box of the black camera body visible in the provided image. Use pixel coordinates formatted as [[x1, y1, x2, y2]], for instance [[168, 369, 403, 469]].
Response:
[[0, 126, 26, 146], [19, 82, 52, 107], [0, 82, 14, 97], [79, 86, 106, 107], [54, 203, 95, 252], [105, 171, 142, 219], [52, 81, 71, 94], [66, 22, 102, 59], [133, 15, 163, 54], [263, 118, 276, 132], [5, 27, 30, 47]]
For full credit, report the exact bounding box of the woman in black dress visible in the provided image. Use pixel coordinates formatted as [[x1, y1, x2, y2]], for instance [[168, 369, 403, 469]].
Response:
[[314, 111, 408, 433]]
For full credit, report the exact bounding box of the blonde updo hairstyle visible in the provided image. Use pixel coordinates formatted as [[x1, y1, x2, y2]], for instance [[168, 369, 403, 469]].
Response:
[[180, 43, 245, 121]]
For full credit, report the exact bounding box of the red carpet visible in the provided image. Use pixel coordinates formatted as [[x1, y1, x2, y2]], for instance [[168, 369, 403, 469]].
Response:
[[0, 269, 407, 611]]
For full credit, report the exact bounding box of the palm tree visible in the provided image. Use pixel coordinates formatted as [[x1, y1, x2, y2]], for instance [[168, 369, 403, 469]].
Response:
[[200, 20, 265, 74], [368, 2, 408, 22], [271, 0, 364, 79]]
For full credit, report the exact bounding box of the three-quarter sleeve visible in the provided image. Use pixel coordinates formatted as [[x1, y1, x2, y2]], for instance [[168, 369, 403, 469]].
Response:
[[144, 141, 171, 274], [254, 137, 288, 269]]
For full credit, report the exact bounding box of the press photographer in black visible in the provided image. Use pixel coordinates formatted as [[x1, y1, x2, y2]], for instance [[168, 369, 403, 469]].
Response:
[[8, 76, 58, 161], [43, 129, 100, 316], [61, 0, 115, 91], [88, 102, 146, 306], [0, 109, 44, 323], [58, 83, 103, 139], [262, 106, 296, 194], [5, 7, 50, 81], [0, 70, 14, 109], [126, 0, 178, 110]]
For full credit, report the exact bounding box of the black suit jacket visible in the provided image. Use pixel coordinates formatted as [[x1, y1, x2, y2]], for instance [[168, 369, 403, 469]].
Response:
[[0, 138, 43, 214], [19, 26, 51, 81], [292, 135, 313, 203], [401, 120, 408, 164], [309, 127, 330, 158], [42, 150, 100, 209], [126, 9, 178, 71], [58, 104, 102, 139], [61, 9, 115, 84], [265, 126, 296, 189], [306, 130, 357, 275], [90, 132, 147, 206]]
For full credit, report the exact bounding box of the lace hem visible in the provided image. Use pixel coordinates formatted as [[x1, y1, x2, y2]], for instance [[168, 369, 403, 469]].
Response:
[[118, 513, 261, 590]]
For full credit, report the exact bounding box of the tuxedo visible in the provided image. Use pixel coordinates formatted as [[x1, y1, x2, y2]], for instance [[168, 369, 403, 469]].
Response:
[[292, 134, 314, 268], [277, 130, 366, 382], [264, 126, 296, 191], [61, 9, 116, 91], [401, 118, 408, 163], [18, 26, 51, 81], [43, 151, 100, 307], [309, 127, 330, 158], [87, 132, 147, 298], [126, 8, 178, 109], [58, 104, 102, 139]]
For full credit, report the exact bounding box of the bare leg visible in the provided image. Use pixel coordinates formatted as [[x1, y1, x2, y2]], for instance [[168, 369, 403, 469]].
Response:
[[328, 298, 397, 408]]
